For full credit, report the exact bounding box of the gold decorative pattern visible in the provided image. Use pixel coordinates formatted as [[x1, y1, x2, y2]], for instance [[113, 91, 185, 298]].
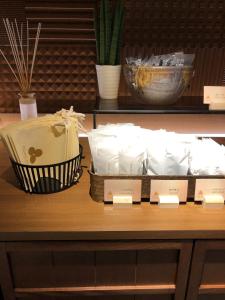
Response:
[[28, 147, 43, 164], [51, 125, 66, 138]]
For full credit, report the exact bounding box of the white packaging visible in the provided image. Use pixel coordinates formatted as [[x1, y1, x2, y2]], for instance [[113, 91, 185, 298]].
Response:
[[119, 136, 146, 175], [146, 131, 191, 176], [190, 139, 225, 175], [88, 123, 143, 175], [88, 131, 119, 175]]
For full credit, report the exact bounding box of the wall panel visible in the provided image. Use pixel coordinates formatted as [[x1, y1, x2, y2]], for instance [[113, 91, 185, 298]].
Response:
[[0, 0, 225, 112]]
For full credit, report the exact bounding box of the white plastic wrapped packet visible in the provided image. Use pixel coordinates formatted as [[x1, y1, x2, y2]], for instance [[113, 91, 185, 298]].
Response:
[[118, 133, 146, 175], [88, 124, 196, 177], [95, 135, 119, 175], [165, 142, 190, 175], [88, 131, 119, 175], [190, 139, 225, 175], [97, 123, 138, 134], [146, 131, 191, 176], [88, 123, 142, 175]]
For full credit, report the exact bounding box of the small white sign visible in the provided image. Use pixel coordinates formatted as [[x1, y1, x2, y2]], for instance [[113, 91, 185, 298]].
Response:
[[150, 180, 188, 204], [204, 86, 225, 104], [113, 195, 133, 204], [195, 179, 225, 204], [158, 195, 179, 208], [203, 194, 224, 205], [159, 195, 179, 204], [209, 103, 225, 110], [104, 179, 142, 204]]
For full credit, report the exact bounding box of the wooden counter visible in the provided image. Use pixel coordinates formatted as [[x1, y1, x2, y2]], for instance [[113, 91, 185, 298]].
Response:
[[0, 137, 225, 300], [0, 137, 225, 242]]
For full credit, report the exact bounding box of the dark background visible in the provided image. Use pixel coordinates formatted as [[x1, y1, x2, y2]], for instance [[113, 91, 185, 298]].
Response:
[[0, 0, 225, 113]]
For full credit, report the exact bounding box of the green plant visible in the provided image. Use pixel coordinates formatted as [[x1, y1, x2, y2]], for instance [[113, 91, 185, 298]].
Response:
[[94, 0, 124, 66]]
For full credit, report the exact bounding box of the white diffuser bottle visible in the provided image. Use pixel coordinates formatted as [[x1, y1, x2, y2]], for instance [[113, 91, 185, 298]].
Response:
[[19, 93, 37, 120]]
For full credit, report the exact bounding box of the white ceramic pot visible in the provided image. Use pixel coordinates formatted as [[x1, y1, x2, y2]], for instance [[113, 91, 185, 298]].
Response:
[[96, 65, 121, 100]]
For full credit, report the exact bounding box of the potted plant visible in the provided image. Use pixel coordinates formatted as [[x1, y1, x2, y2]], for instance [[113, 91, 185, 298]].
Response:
[[94, 0, 124, 100]]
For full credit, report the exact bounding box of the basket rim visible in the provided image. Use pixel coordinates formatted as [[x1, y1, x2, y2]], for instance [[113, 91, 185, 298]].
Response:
[[89, 165, 225, 179]]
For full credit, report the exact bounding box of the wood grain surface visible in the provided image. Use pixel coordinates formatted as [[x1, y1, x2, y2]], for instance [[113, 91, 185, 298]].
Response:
[[0, 138, 225, 241]]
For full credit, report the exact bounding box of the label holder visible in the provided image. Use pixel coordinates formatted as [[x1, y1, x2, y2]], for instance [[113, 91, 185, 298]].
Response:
[[195, 179, 225, 207], [104, 179, 142, 204], [150, 179, 188, 206]]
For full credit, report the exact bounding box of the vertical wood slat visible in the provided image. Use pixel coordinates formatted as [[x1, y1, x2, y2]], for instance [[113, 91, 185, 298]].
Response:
[[175, 242, 193, 300], [186, 241, 209, 300], [0, 243, 15, 300], [187, 241, 225, 299]]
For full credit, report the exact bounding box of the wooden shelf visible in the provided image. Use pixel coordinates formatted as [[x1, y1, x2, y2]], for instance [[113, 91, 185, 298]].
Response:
[[94, 96, 225, 115]]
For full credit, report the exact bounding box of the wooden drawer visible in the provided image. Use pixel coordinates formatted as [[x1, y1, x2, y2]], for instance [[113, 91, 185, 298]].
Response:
[[187, 241, 225, 300], [0, 241, 192, 300]]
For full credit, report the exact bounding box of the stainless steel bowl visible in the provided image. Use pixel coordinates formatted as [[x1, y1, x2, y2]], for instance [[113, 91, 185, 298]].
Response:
[[123, 65, 194, 105]]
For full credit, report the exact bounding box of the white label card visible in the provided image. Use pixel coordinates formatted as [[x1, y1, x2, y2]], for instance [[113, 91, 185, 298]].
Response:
[[195, 179, 225, 203], [104, 179, 142, 204], [150, 180, 188, 203], [204, 86, 225, 104]]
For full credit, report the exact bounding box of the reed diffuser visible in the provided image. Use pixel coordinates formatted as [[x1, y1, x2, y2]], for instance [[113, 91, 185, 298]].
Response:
[[0, 19, 41, 120]]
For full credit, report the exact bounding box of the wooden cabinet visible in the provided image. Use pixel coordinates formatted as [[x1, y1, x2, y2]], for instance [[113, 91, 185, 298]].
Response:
[[3, 239, 225, 300], [0, 241, 192, 300], [1, 140, 225, 300], [187, 241, 225, 300]]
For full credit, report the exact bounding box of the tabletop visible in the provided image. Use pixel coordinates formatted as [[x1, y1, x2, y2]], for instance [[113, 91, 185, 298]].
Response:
[[0, 138, 225, 241]]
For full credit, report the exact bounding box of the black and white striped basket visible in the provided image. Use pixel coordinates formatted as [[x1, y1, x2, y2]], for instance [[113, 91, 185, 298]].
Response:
[[10, 145, 83, 194]]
